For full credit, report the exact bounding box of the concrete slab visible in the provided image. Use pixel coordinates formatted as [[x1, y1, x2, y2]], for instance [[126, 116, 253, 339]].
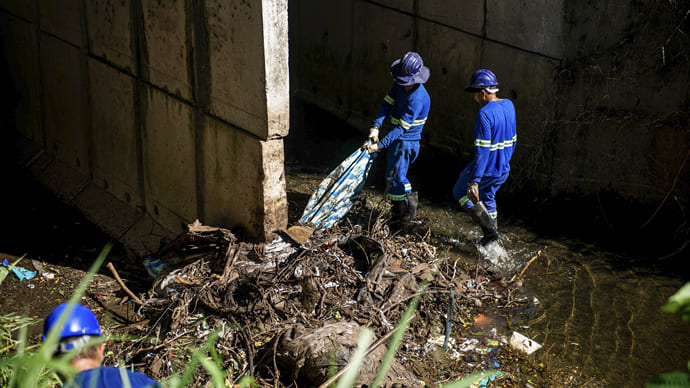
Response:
[[206, 0, 259, 135], [0, 13, 42, 144], [482, 40, 557, 127], [289, 0, 354, 121], [88, 58, 142, 208], [72, 183, 141, 240], [368, 0, 414, 14], [260, 137, 288, 238], [31, 158, 90, 203], [563, 2, 635, 57], [120, 212, 176, 257], [557, 59, 688, 119], [548, 119, 681, 202], [481, 40, 558, 180], [419, 1, 484, 37], [349, 1, 415, 128], [84, 0, 135, 73], [486, 0, 565, 58], [5, 132, 44, 170], [0, 0, 38, 20], [262, 0, 290, 138], [141, 0, 191, 101], [40, 33, 88, 178], [38, 0, 82, 46], [141, 86, 197, 235], [199, 118, 287, 241], [203, 0, 289, 139], [417, 20, 481, 154]]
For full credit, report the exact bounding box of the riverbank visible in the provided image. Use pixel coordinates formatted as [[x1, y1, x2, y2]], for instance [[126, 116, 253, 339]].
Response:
[[0, 209, 605, 388]]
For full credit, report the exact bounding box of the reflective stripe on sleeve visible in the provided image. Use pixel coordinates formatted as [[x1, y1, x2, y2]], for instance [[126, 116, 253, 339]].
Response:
[[474, 134, 517, 150], [391, 116, 427, 130]]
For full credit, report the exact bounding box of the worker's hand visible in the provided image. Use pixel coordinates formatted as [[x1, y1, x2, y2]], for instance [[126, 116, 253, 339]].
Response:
[[368, 127, 379, 143], [467, 181, 480, 204], [365, 142, 380, 154]]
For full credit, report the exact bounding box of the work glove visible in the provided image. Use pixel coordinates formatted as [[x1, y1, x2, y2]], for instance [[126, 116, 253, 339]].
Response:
[[365, 142, 380, 154], [467, 181, 480, 204], [368, 126, 379, 143]]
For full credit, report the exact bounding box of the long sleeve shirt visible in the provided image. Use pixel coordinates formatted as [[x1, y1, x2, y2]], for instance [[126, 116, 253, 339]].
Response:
[[62, 366, 161, 388], [470, 99, 517, 181], [372, 83, 430, 149]]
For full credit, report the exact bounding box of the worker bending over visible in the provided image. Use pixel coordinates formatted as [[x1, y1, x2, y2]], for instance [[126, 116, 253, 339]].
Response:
[[365, 52, 431, 225]]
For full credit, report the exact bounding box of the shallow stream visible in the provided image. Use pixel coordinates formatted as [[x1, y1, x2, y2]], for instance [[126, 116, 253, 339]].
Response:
[[287, 158, 690, 386]]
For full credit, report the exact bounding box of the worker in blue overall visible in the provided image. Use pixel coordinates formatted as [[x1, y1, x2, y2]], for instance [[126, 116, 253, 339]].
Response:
[[364, 52, 431, 225], [43, 303, 162, 388], [452, 69, 517, 245]]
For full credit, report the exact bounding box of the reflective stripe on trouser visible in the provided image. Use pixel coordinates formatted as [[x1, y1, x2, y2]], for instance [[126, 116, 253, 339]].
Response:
[[452, 164, 509, 220], [386, 139, 419, 200]]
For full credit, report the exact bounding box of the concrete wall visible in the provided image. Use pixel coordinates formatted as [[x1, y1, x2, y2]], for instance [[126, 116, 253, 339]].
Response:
[[289, 0, 689, 209], [0, 0, 289, 255], [2, 0, 688, 253]]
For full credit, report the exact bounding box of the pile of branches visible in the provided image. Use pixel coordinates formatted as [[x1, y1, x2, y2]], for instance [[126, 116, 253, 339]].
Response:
[[102, 211, 534, 387]]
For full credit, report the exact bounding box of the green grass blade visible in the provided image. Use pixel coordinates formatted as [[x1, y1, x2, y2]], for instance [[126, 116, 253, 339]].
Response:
[[334, 328, 374, 388], [371, 263, 436, 388]]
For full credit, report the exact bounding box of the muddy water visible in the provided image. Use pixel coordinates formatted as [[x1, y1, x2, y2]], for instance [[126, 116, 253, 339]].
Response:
[[286, 167, 690, 387]]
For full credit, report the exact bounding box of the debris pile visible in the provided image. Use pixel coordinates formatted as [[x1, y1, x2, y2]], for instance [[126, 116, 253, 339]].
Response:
[[101, 213, 543, 387]]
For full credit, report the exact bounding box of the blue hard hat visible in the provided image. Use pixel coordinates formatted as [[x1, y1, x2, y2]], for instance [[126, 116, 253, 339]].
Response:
[[43, 303, 102, 342], [390, 52, 430, 86], [464, 69, 499, 92]]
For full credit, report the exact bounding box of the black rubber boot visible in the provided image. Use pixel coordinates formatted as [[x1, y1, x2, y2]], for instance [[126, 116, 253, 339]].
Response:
[[467, 202, 499, 245], [407, 192, 418, 220], [391, 199, 408, 225]]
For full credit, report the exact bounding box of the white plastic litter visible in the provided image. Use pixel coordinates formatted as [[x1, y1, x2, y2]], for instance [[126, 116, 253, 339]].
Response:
[[427, 335, 455, 348], [458, 338, 479, 352], [509, 331, 542, 354]]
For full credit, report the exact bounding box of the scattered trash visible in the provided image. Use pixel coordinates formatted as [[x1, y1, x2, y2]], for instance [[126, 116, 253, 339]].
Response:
[[30, 259, 55, 279], [1, 258, 37, 281], [458, 338, 480, 352], [471, 372, 502, 388], [509, 331, 542, 354], [426, 334, 455, 349], [297, 143, 377, 231], [320, 237, 338, 251], [143, 256, 166, 278], [16, 211, 554, 386]]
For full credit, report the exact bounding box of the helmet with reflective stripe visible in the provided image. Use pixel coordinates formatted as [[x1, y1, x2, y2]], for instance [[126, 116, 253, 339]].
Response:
[[464, 69, 499, 92], [43, 303, 102, 341]]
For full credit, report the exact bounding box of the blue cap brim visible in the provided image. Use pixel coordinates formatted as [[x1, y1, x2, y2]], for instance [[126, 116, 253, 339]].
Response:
[[390, 63, 430, 86]]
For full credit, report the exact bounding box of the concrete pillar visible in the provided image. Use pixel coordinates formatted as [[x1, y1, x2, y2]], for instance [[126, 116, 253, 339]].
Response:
[[1, 0, 290, 256], [201, 0, 289, 239]]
